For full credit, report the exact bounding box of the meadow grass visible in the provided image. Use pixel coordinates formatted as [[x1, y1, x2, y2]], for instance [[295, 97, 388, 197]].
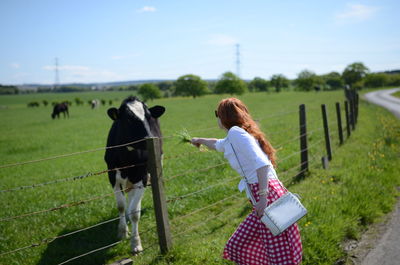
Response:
[[392, 90, 400, 98], [0, 90, 399, 265]]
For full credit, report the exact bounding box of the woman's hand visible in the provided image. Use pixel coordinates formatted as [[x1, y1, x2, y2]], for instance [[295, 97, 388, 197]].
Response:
[[190, 138, 202, 148], [254, 196, 268, 218]]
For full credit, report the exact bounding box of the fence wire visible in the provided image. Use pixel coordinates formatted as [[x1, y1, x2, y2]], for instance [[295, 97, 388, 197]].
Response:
[[0, 104, 331, 170], [0, 102, 357, 264], [172, 197, 246, 239], [55, 238, 158, 265], [0, 187, 133, 222], [0, 208, 155, 257], [171, 193, 239, 223], [164, 162, 228, 181], [0, 138, 148, 169], [0, 164, 142, 193], [167, 177, 238, 204]]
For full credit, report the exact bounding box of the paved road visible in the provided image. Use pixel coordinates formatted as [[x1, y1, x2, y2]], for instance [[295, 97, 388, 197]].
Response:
[[364, 88, 400, 118], [361, 88, 400, 265]]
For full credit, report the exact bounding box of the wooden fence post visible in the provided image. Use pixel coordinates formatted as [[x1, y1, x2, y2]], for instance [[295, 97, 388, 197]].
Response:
[[321, 104, 332, 161], [335, 102, 344, 145], [321, 156, 329, 169], [355, 92, 359, 124], [344, 101, 351, 138], [146, 137, 172, 254], [350, 98, 356, 130], [298, 104, 308, 179]]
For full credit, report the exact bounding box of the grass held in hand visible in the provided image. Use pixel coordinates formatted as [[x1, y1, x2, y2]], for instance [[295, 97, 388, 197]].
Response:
[[176, 128, 192, 144], [176, 128, 208, 152]]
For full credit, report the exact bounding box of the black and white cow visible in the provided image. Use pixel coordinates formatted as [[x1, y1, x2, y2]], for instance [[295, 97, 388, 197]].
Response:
[[104, 96, 165, 254], [51, 102, 69, 119], [91, 99, 100, 109]]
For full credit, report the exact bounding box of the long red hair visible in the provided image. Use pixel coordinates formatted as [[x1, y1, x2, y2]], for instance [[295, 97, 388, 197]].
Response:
[[217, 98, 277, 168]]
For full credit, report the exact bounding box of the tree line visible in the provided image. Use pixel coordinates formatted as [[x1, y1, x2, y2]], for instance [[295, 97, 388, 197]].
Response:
[[134, 62, 400, 101], [2, 62, 400, 99]]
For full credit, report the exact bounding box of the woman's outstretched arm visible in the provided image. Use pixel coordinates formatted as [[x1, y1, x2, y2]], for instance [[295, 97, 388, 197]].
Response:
[[191, 138, 218, 150]]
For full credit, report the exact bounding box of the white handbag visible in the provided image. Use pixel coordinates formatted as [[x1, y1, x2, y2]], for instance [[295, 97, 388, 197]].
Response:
[[230, 143, 307, 236], [259, 191, 307, 236]]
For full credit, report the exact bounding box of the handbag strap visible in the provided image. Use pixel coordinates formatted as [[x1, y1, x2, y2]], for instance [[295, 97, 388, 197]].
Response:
[[230, 142, 257, 205]]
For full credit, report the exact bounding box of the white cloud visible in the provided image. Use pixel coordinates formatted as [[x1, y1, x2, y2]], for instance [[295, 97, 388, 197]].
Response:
[[137, 6, 156, 13], [335, 4, 379, 23], [10, 63, 20, 69], [206, 34, 238, 46]]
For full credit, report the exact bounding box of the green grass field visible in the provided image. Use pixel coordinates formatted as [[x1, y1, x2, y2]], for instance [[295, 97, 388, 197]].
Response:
[[392, 90, 400, 98], [0, 90, 399, 265]]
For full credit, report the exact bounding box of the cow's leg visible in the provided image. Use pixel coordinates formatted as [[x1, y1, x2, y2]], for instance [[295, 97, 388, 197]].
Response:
[[114, 170, 129, 239], [127, 181, 145, 254]]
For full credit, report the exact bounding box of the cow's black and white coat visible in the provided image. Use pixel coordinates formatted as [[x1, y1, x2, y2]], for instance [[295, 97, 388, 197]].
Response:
[[104, 96, 165, 254]]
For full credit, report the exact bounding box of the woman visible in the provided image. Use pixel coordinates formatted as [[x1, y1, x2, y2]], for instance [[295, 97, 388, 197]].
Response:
[[191, 98, 302, 265]]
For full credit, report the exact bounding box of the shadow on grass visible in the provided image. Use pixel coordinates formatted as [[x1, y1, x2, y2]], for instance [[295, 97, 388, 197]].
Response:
[[37, 215, 120, 265]]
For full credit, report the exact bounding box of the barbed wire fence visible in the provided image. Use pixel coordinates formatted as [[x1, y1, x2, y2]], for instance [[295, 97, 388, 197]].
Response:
[[0, 95, 360, 264]]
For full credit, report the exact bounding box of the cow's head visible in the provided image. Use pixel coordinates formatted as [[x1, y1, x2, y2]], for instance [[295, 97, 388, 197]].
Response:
[[107, 96, 165, 142]]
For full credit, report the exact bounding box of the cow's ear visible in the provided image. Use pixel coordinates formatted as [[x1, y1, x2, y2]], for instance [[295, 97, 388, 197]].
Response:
[[107, 108, 119, 120], [149, 106, 165, 118]]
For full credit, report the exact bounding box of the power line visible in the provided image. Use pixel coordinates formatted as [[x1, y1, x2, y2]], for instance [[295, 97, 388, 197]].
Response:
[[54, 57, 60, 90]]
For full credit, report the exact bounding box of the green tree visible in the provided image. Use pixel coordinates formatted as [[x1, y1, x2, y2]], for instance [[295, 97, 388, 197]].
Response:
[[0, 85, 18, 94], [363, 73, 389, 88], [295, 70, 323, 91], [127, 85, 139, 91], [157, 81, 174, 91], [322, 72, 344, 90], [249, 77, 269, 92], [174, 74, 209, 98], [387, 74, 400, 86], [214, 72, 247, 95], [342, 62, 369, 88], [270, 74, 289, 92], [138, 83, 161, 102]]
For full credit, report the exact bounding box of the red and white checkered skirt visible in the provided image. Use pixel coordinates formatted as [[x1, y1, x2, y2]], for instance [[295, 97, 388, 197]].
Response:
[[223, 179, 303, 265]]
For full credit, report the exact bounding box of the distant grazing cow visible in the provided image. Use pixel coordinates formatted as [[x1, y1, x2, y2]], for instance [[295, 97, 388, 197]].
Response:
[[91, 99, 100, 109], [104, 96, 165, 254], [27, 102, 40, 107], [51, 102, 69, 119]]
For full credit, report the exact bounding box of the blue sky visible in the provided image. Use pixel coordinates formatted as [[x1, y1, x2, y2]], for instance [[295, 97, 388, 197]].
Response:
[[1, 0, 399, 85]]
